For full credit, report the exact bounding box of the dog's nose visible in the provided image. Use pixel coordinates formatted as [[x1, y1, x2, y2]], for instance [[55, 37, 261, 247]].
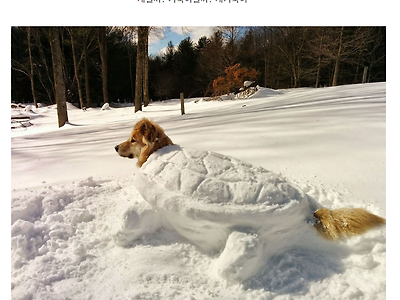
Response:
[[114, 145, 119, 152]]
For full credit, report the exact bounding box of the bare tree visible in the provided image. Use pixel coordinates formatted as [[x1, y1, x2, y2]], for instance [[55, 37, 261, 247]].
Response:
[[98, 27, 108, 104], [26, 27, 38, 108], [114, 26, 152, 111], [275, 27, 308, 88], [135, 27, 144, 112], [34, 28, 55, 103], [49, 27, 68, 127], [314, 27, 376, 87], [357, 27, 385, 83], [217, 26, 242, 67], [135, 26, 150, 112], [83, 31, 91, 108], [299, 27, 333, 88], [81, 27, 99, 108], [69, 28, 84, 109], [143, 29, 150, 107], [332, 27, 344, 87], [314, 33, 324, 88]]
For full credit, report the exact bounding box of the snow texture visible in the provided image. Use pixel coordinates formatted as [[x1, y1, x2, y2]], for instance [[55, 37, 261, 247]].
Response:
[[131, 145, 324, 283], [10, 83, 387, 300]]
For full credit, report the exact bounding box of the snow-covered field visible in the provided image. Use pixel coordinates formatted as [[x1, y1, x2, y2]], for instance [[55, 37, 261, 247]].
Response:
[[11, 83, 386, 299]]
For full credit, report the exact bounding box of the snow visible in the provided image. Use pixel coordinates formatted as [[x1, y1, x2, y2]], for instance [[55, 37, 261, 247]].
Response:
[[11, 83, 386, 299], [101, 102, 111, 110], [131, 145, 323, 275], [243, 81, 254, 87]]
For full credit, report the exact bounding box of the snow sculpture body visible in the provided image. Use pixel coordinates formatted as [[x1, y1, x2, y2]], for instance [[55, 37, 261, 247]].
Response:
[[116, 145, 327, 283]]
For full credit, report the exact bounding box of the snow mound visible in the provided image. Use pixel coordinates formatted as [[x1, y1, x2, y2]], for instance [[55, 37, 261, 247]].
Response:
[[244, 80, 254, 87], [132, 145, 324, 282], [48, 102, 79, 110], [253, 87, 282, 98], [101, 102, 111, 110], [11, 179, 101, 271], [24, 105, 35, 113], [11, 83, 386, 299], [11, 177, 127, 299], [236, 86, 259, 99]]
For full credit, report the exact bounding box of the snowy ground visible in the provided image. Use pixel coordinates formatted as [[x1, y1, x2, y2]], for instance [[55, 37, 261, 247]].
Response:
[[11, 83, 386, 299]]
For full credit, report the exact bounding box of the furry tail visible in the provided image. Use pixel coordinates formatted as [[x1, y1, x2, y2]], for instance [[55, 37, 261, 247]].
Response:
[[313, 208, 386, 240]]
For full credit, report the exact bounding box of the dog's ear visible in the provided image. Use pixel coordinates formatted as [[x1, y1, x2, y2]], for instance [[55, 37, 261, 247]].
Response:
[[140, 120, 157, 143]]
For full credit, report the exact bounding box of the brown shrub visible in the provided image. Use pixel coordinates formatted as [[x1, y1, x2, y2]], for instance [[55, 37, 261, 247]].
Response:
[[212, 63, 259, 96]]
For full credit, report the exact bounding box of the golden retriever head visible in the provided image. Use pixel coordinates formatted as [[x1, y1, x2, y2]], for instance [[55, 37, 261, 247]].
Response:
[[115, 118, 173, 167]]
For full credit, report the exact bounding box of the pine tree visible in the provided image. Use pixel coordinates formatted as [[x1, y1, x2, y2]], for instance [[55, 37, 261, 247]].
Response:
[[174, 37, 197, 96]]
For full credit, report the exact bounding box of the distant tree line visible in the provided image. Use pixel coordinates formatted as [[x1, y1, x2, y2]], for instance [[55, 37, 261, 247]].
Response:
[[12, 26, 386, 111]]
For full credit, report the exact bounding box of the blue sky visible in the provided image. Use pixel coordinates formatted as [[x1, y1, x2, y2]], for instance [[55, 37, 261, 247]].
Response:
[[148, 26, 215, 56], [148, 29, 183, 56]]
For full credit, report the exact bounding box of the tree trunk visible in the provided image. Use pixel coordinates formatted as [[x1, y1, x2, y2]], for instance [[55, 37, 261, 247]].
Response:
[[180, 92, 185, 115], [49, 27, 68, 127], [34, 28, 54, 104], [332, 27, 344, 87], [143, 27, 150, 107], [70, 29, 84, 109], [315, 56, 321, 88], [315, 35, 323, 88], [362, 66, 368, 83], [264, 50, 269, 88], [27, 27, 38, 108], [83, 35, 90, 108], [291, 64, 297, 88], [129, 50, 135, 103], [368, 65, 372, 83], [135, 27, 145, 112], [276, 64, 280, 89], [98, 27, 108, 104]]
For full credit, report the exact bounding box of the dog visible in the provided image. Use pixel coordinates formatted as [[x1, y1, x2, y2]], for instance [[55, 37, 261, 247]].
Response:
[[115, 118, 385, 240], [115, 118, 173, 167]]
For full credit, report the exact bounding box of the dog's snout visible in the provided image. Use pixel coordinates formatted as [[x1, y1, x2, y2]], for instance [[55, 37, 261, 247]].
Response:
[[114, 145, 119, 152]]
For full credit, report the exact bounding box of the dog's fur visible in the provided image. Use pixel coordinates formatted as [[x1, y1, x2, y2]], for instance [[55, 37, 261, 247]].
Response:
[[313, 207, 385, 240], [115, 118, 385, 240], [115, 118, 173, 167]]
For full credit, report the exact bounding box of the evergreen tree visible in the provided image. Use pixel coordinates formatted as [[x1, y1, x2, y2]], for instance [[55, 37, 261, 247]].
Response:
[[11, 26, 387, 108], [197, 31, 226, 95]]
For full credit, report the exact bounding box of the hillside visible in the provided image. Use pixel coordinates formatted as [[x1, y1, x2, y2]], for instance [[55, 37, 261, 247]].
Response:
[[11, 83, 386, 300]]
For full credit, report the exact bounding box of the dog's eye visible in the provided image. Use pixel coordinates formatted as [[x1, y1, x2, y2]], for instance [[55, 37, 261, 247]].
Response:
[[131, 138, 135, 143]]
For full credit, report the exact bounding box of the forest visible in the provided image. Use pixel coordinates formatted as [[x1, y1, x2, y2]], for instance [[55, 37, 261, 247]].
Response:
[[11, 26, 386, 112]]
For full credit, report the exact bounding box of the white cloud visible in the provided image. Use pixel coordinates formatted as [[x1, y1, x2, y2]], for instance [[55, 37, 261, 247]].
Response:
[[169, 26, 189, 36], [170, 26, 215, 42], [156, 45, 175, 57], [148, 26, 216, 56], [187, 27, 216, 41], [149, 26, 167, 44]]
